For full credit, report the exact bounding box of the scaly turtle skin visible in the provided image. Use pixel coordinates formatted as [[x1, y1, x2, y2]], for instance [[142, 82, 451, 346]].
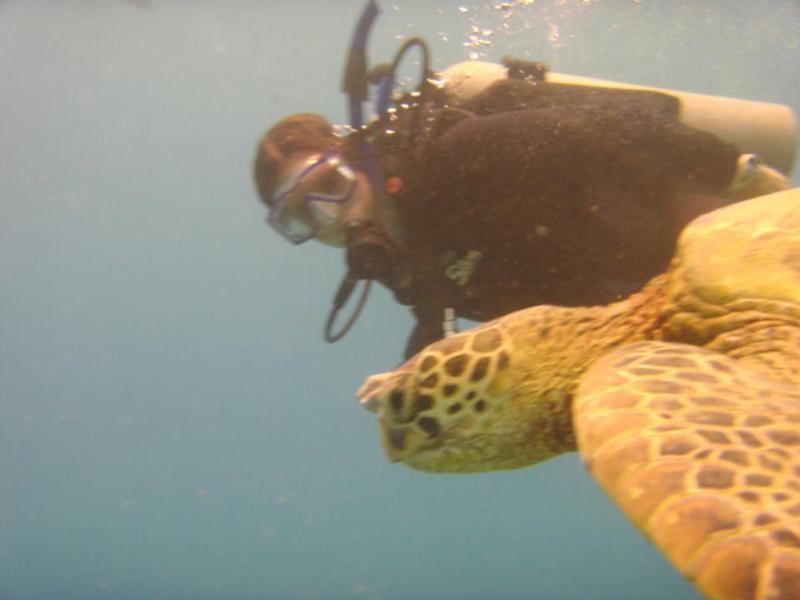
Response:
[[358, 188, 800, 600]]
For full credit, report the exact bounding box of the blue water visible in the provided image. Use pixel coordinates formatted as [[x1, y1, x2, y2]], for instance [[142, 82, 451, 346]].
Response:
[[1, 2, 798, 599]]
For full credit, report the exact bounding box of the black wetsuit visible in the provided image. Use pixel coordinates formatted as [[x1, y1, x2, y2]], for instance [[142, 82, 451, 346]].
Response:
[[347, 78, 740, 357]]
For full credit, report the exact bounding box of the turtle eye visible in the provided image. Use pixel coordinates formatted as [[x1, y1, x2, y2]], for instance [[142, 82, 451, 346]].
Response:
[[389, 389, 405, 412], [417, 416, 441, 438]]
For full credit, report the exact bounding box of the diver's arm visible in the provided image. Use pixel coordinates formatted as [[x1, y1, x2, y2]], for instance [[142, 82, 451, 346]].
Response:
[[404, 305, 446, 359]]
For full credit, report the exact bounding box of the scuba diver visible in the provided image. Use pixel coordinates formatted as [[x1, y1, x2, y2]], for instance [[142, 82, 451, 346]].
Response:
[[254, 1, 795, 359]]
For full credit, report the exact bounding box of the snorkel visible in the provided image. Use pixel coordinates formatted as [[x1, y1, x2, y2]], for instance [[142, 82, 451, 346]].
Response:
[[326, 0, 423, 342], [323, 0, 381, 343], [342, 0, 378, 133], [339, 0, 401, 285]]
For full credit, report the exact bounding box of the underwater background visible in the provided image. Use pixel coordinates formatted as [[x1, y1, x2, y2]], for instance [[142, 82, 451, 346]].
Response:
[[1, 1, 799, 599]]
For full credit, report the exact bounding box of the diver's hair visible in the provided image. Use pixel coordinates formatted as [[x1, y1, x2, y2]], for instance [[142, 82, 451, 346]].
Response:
[[253, 113, 337, 206]]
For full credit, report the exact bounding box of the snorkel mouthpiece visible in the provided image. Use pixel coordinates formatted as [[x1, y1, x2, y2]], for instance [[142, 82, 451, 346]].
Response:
[[338, 173, 396, 281], [345, 220, 395, 281]]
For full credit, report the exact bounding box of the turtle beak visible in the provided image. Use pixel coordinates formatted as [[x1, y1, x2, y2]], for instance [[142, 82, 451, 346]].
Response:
[[357, 370, 429, 463], [356, 372, 389, 413], [357, 369, 408, 413], [360, 395, 380, 413]]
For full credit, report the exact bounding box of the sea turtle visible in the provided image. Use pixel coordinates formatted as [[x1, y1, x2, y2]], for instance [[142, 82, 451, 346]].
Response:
[[357, 188, 800, 600]]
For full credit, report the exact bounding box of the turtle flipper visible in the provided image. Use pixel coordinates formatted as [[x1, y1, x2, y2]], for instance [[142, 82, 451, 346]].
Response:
[[574, 341, 800, 600]]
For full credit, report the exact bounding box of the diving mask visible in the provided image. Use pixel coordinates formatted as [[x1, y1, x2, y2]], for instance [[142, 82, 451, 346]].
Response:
[[268, 152, 359, 246]]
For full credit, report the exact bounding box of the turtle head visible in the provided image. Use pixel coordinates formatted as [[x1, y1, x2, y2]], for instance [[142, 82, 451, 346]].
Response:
[[357, 318, 577, 473]]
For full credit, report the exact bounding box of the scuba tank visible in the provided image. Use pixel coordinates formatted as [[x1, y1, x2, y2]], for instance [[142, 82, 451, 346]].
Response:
[[439, 60, 796, 175]]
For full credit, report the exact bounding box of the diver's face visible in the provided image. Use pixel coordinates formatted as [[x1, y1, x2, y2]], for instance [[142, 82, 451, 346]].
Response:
[[268, 152, 364, 247]]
